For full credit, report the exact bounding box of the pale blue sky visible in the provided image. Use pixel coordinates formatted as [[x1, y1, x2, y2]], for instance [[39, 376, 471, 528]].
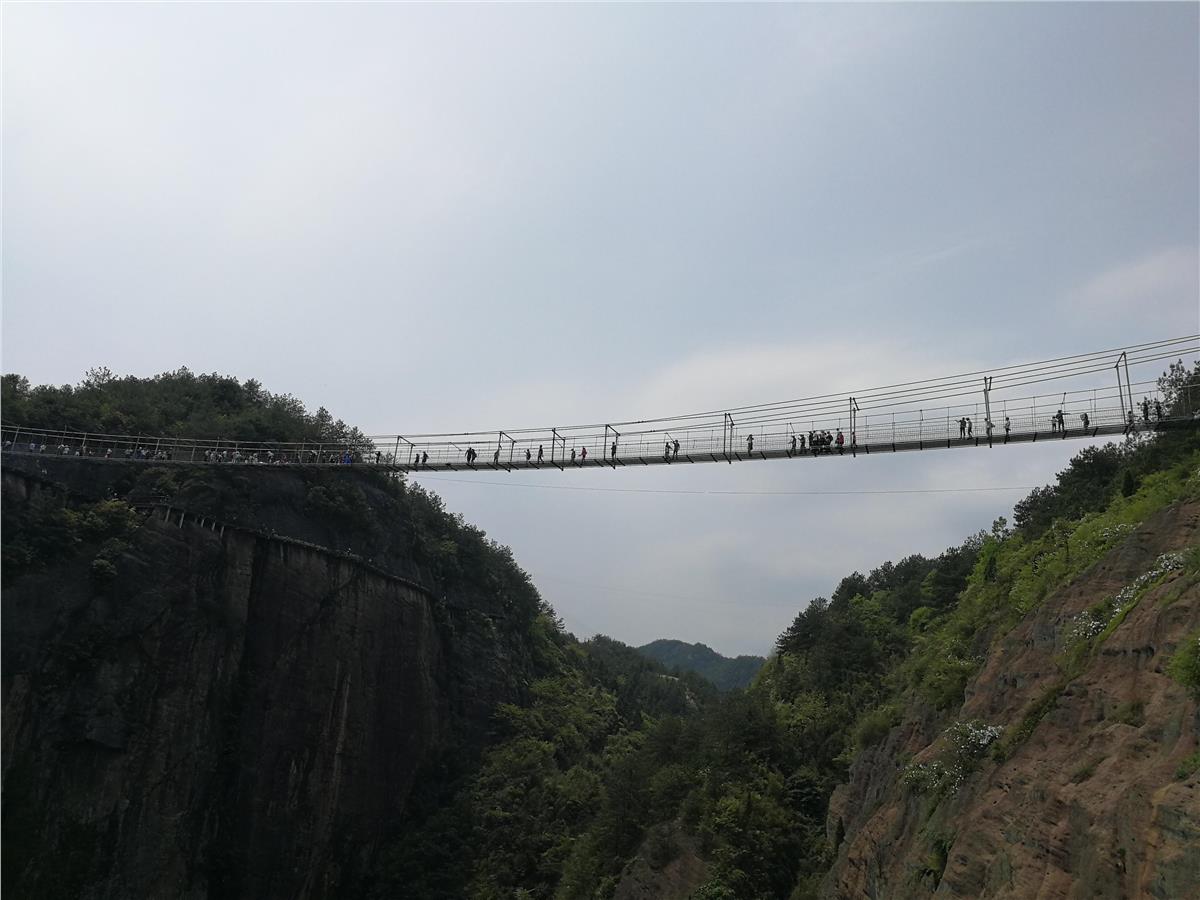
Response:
[[4, 3, 1197, 654]]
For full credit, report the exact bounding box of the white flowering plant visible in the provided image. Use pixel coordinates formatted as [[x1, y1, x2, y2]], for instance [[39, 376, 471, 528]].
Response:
[[901, 719, 1002, 796], [1062, 552, 1187, 649]]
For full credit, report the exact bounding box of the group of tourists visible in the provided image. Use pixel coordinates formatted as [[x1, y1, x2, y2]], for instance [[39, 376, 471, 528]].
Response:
[[459, 441, 602, 467], [800, 429, 845, 454]]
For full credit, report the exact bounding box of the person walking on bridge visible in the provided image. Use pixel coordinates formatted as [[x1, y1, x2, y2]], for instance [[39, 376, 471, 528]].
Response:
[[673, 439, 680, 460], [421, 451, 428, 467], [1056, 409, 1066, 436], [571, 448, 577, 464], [664, 440, 672, 462], [958, 417, 967, 439], [611, 440, 618, 460], [789, 434, 797, 457], [746, 434, 754, 455], [537, 444, 544, 464], [966, 418, 973, 438], [1124, 409, 1136, 435], [1080, 412, 1089, 431], [836, 429, 845, 454], [1142, 398, 1151, 423], [525, 448, 532, 462], [494, 448, 501, 466], [1155, 399, 1163, 421], [581, 446, 587, 462], [1004, 416, 1011, 441]]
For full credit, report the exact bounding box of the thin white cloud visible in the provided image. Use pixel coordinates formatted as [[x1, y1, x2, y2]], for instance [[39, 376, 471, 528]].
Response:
[[1067, 246, 1199, 320]]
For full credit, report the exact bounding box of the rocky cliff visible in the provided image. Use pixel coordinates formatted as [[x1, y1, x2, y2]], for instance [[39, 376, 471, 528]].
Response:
[[823, 501, 1200, 899], [2, 458, 541, 899]]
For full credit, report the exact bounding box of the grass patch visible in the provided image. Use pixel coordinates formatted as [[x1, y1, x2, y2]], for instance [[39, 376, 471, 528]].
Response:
[[853, 702, 902, 749], [1167, 631, 1200, 700], [1175, 751, 1200, 780], [994, 681, 1064, 761], [1070, 757, 1102, 783], [1109, 700, 1145, 728]]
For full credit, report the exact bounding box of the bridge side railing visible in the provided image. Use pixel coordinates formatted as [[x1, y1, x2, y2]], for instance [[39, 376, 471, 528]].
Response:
[[2, 400, 1185, 470]]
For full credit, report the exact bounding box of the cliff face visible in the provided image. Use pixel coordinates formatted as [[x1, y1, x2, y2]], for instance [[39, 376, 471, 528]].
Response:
[[2, 461, 536, 900], [823, 501, 1200, 899]]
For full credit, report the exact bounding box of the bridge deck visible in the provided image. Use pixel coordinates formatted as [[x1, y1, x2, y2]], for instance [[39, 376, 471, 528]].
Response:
[[3, 418, 1194, 474]]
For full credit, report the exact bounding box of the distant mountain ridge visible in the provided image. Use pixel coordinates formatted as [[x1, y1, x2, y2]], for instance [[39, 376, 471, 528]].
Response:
[[636, 639, 766, 690]]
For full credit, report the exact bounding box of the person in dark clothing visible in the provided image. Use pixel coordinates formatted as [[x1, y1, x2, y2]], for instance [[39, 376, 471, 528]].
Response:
[[611, 441, 617, 459], [580, 446, 587, 462], [525, 448, 532, 462], [1124, 410, 1135, 435], [494, 448, 501, 465], [835, 430, 845, 454], [1155, 399, 1163, 421], [421, 451, 428, 466], [1142, 398, 1150, 422], [789, 434, 797, 456], [746, 434, 754, 454], [959, 417, 967, 438], [537, 445, 544, 463], [672, 439, 680, 460]]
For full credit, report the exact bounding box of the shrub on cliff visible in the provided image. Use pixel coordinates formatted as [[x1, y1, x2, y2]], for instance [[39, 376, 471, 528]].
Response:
[[1167, 632, 1200, 699]]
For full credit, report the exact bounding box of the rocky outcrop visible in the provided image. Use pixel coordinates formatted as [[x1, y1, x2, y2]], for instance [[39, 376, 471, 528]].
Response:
[[824, 502, 1200, 899], [1, 463, 536, 899], [613, 823, 709, 900]]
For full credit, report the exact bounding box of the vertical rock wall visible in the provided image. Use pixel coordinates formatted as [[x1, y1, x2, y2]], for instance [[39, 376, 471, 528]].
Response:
[[2, 470, 513, 899]]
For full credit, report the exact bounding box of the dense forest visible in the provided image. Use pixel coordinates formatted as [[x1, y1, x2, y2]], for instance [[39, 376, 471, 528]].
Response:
[[3, 361, 1198, 898], [1, 368, 371, 450], [636, 640, 765, 691]]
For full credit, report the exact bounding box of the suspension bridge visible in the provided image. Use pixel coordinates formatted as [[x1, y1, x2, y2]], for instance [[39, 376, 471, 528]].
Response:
[[3, 336, 1198, 473]]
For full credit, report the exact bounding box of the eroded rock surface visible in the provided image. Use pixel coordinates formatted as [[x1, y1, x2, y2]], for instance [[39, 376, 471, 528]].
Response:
[[824, 502, 1200, 899]]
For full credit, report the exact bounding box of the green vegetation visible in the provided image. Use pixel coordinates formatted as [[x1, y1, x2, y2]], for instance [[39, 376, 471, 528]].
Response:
[[2, 367, 369, 448], [1110, 700, 1146, 727], [1, 492, 139, 586], [903, 721, 1002, 796], [1070, 758, 1101, 784], [636, 640, 766, 691], [1167, 631, 1200, 699], [5, 361, 1197, 898], [1176, 751, 1200, 780]]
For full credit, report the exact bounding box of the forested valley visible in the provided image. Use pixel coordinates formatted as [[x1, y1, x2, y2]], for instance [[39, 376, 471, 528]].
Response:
[[3, 363, 1198, 899]]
